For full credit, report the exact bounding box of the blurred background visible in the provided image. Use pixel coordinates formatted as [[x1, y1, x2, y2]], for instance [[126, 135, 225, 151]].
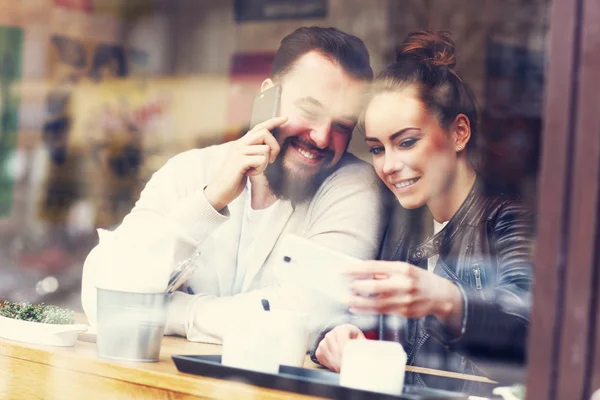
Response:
[[0, 0, 548, 313]]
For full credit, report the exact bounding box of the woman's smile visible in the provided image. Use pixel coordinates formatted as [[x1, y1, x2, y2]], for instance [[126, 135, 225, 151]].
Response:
[[389, 177, 420, 193]]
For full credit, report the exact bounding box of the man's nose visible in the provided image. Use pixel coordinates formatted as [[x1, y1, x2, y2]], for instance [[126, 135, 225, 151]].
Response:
[[309, 120, 332, 149]]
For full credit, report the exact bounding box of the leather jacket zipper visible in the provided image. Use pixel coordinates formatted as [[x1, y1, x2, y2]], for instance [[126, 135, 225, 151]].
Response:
[[407, 330, 430, 361], [473, 266, 482, 290]]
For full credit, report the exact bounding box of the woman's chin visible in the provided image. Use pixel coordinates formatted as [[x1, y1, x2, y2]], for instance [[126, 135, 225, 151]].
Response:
[[396, 195, 425, 210]]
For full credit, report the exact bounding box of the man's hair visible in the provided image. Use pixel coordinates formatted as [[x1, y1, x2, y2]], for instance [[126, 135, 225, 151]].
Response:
[[270, 26, 373, 81]]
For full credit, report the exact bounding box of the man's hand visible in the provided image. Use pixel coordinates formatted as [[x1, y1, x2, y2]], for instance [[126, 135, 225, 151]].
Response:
[[315, 324, 366, 372], [346, 261, 464, 333], [204, 116, 287, 211]]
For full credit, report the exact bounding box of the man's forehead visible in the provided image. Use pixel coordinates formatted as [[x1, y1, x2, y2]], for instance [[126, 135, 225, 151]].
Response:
[[281, 53, 369, 116], [282, 52, 365, 88]]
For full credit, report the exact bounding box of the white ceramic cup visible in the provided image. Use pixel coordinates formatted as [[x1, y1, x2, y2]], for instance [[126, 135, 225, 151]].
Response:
[[221, 310, 309, 374], [339, 339, 407, 395]]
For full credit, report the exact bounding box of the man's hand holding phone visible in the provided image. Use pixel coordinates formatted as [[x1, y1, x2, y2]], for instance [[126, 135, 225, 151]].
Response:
[[204, 116, 287, 212]]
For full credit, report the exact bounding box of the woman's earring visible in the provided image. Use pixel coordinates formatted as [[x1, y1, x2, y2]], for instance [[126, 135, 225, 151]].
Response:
[[457, 145, 463, 151]]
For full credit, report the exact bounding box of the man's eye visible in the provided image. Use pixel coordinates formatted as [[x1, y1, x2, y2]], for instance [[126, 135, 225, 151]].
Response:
[[399, 138, 418, 148], [332, 122, 353, 135], [369, 147, 384, 155], [299, 107, 320, 119]]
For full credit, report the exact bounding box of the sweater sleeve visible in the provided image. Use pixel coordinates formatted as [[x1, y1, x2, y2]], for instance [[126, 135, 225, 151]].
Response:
[[81, 148, 230, 328]]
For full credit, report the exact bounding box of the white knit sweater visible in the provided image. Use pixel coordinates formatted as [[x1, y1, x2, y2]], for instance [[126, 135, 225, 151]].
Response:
[[81, 142, 388, 344]]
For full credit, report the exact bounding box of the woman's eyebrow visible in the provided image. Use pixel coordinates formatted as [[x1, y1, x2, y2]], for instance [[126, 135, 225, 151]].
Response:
[[365, 127, 421, 142]]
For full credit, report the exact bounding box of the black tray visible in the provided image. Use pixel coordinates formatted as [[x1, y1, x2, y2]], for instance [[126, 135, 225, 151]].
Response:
[[172, 355, 468, 399]]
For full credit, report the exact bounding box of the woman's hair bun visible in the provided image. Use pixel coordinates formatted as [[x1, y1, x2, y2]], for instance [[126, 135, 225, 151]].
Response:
[[396, 30, 456, 69]]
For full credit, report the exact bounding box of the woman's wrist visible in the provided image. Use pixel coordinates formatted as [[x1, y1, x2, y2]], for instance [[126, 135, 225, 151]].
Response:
[[432, 280, 464, 333]]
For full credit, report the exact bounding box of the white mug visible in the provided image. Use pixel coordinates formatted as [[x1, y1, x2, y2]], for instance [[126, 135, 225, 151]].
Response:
[[267, 310, 309, 367], [339, 339, 407, 395], [221, 310, 309, 374]]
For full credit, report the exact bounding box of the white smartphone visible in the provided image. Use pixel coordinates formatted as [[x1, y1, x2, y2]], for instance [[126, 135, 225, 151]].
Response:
[[275, 234, 362, 304]]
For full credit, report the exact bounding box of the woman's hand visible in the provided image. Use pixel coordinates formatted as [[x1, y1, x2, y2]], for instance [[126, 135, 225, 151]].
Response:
[[347, 261, 464, 332], [314, 324, 366, 372]]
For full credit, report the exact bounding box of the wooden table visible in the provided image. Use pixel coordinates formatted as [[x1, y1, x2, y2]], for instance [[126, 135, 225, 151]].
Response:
[[0, 333, 496, 399]]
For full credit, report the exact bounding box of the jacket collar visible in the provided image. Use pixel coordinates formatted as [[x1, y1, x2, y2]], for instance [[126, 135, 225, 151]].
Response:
[[407, 175, 483, 264]]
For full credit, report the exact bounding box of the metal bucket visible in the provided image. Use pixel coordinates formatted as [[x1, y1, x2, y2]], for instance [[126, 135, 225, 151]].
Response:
[[96, 288, 172, 362]]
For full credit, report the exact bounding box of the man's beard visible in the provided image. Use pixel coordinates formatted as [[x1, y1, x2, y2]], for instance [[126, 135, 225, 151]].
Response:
[[263, 138, 336, 205]]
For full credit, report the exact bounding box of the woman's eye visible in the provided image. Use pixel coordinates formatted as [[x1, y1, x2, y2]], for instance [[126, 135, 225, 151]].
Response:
[[369, 147, 384, 155], [399, 138, 418, 148]]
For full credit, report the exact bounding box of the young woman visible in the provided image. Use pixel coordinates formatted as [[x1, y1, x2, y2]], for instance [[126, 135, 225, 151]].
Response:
[[313, 31, 534, 394]]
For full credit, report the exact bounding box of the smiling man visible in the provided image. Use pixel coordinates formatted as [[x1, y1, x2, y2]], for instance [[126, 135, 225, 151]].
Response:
[[81, 27, 388, 343]]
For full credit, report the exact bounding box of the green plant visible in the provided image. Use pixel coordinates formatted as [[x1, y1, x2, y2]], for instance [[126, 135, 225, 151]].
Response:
[[0, 301, 74, 325]]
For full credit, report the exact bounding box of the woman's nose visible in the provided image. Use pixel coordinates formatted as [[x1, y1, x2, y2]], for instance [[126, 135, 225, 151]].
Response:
[[382, 153, 403, 176]]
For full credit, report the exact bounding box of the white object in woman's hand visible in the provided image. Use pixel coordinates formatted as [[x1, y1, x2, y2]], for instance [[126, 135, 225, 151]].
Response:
[[314, 324, 365, 372]]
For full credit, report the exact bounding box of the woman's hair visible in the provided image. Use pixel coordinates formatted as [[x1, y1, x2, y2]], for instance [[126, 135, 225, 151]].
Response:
[[369, 31, 479, 166]]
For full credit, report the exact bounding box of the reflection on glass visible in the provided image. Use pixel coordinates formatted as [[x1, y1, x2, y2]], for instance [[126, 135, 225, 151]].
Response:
[[0, 1, 550, 399]]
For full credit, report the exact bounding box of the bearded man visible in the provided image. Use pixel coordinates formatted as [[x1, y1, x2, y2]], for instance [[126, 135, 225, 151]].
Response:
[[81, 26, 388, 343]]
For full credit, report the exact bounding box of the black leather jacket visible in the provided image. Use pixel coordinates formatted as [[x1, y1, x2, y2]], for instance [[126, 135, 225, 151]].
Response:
[[378, 178, 535, 393], [311, 178, 534, 395]]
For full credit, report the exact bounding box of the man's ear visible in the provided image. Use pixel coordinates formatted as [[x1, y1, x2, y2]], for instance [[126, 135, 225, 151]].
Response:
[[260, 78, 274, 92]]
